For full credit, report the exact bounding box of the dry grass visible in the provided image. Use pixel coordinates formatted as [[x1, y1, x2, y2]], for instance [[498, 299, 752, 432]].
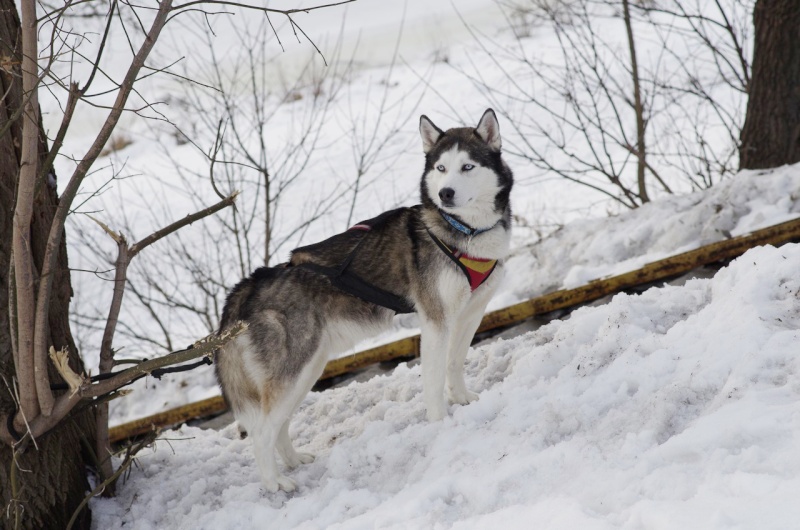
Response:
[[100, 134, 134, 157]]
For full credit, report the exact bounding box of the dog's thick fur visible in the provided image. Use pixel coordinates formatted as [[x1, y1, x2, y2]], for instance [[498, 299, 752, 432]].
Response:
[[216, 109, 513, 492]]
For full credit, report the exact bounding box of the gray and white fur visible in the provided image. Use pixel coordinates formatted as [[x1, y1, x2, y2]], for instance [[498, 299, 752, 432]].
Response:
[[216, 109, 513, 492]]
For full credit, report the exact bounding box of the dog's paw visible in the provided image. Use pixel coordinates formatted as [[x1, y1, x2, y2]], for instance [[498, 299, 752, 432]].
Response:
[[448, 388, 479, 405], [263, 474, 297, 493], [283, 451, 315, 468], [277, 475, 297, 492], [296, 452, 315, 465]]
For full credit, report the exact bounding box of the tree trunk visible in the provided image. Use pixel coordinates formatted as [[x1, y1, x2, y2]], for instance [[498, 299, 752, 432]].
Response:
[[0, 0, 96, 527], [739, 0, 800, 169]]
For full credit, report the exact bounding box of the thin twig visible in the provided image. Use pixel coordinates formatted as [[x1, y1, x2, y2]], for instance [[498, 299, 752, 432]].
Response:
[[66, 431, 157, 530]]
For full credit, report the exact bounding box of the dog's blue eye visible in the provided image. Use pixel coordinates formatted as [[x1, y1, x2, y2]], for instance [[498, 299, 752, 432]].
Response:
[[436, 165, 445, 172], [462, 164, 475, 171]]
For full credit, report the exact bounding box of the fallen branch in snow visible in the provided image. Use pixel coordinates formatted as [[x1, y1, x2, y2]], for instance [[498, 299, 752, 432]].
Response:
[[477, 215, 800, 333], [91, 191, 239, 489], [0, 322, 247, 447], [110, 395, 228, 443], [107, 215, 800, 443], [66, 430, 159, 530], [88, 321, 247, 400]]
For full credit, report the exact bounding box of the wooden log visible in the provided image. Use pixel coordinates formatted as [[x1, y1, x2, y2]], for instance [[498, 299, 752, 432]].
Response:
[[109, 216, 800, 444], [109, 395, 226, 443], [108, 339, 424, 442], [320, 335, 420, 380], [478, 216, 800, 333]]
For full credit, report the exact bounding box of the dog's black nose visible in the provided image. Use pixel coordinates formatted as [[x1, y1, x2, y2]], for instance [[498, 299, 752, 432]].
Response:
[[439, 187, 455, 205]]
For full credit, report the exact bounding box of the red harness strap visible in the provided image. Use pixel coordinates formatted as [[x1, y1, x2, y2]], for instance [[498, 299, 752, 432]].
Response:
[[427, 231, 497, 292]]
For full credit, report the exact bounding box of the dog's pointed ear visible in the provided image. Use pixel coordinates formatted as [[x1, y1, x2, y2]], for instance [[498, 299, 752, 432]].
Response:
[[475, 108, 501, 152], [419, 115, 444, 154]]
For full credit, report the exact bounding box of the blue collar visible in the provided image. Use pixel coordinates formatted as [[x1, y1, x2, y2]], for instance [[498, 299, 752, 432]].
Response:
[[439, 210, 498, 237]]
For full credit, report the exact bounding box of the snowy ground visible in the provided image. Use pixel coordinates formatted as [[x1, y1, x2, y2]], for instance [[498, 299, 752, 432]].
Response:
[[59, 0, 570, 423], [106, 165, 800, 425], [92, 239, 800, 529], [35, 0, 763, 427], [40, 0, 800, 524], [66, 0, 740, 378]]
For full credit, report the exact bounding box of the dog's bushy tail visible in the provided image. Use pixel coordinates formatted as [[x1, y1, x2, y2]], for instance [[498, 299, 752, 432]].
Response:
[[216, 266, 281, 414]]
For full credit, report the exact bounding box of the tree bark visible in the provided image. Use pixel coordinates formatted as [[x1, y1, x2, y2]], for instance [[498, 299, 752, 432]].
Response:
[[739, 0, 800, 169], [622, 0, 649, 203], [0, 0, 95, 527]]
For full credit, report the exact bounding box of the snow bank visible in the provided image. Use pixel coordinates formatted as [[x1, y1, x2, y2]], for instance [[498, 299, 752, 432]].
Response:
[[93, 242, 800, 529], [106, 166, 800, 426], [496, 166, 800, 308]]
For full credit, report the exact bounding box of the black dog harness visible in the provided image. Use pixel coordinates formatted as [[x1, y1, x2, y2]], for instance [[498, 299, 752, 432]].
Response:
[[292, 223, 416, 314], [291, 211, 498, 314]]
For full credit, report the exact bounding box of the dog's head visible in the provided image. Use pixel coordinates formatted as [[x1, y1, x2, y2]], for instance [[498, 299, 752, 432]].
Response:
[[419, 109, 513, 228]]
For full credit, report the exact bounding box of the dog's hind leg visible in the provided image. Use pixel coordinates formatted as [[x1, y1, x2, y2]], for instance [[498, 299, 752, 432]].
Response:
[[276, 421, 314, 468], [274, 387, 316, 470], [246, 390, 298, 493], [275, 346, 327, 468]]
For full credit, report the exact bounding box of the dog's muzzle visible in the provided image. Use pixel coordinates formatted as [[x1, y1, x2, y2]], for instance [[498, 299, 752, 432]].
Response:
[[439, 187, 455, 207]]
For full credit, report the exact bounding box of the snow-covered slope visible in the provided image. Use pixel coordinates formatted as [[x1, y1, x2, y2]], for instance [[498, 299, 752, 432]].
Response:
[[44, 0, 791, 428], [498, 166, 800, 305], [92, 242, 800, 529], [106, 166, 800, 426]]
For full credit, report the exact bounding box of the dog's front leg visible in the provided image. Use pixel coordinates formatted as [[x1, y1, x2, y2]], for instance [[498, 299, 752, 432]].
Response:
[[446, 274, 500, 405], [446, 308, 484, 405], [420, 320, 450, 421], [446, 303, 492, 405]]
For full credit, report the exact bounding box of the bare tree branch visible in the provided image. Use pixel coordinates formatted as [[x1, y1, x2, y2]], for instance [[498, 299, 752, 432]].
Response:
[[13, 0, 46, 421], [0, 322, 247, 446]]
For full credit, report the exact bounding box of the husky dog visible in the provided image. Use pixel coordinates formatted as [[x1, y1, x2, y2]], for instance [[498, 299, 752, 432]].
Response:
[[216, 109, 513, 492]]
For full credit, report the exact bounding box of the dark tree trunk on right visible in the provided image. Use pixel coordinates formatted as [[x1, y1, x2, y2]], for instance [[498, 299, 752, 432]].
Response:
[[739, 0, 800, 170]]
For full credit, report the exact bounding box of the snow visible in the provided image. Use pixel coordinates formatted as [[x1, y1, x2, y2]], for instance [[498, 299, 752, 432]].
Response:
[[57, 0, 535, 424], [103, 164, 800, 426], [92, 242, 800, 529], [500, 166, 800, 299], [44, 0, 789, 427], [31, 0, 800, 525]]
